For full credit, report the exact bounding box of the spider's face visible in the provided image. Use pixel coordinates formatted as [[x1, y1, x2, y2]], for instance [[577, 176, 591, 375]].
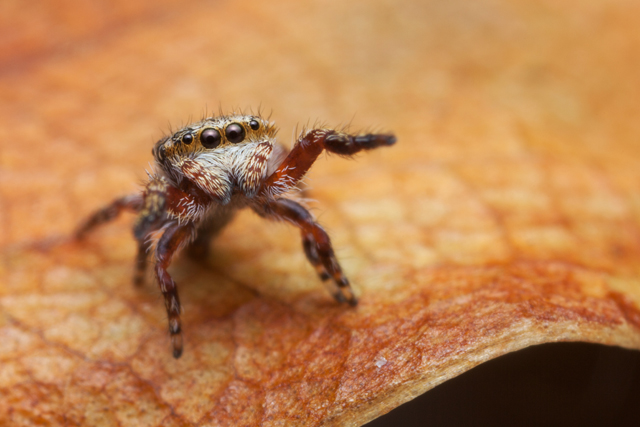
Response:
[[153, 114, 278, 199], [153, 114, 276, 165]]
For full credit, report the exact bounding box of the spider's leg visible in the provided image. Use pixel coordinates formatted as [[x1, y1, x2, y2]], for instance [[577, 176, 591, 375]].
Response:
[[154, 222, 194, 359], [260, 129, 396, 197], [301, 231, 347, 303], [131, 177, 170, 286], [75, 194, 143, 239], [133, 239, 153, 287], [133, 177, 168, 241], [255, 198, 357, 306]]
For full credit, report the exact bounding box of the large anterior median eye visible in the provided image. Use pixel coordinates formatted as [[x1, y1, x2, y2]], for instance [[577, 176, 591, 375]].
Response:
[[200, 128, 221, 148], [225, 123, 245, 144]]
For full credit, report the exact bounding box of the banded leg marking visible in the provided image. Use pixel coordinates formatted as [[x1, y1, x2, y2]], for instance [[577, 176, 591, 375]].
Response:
[[154, 222, 194, 358], [260, 198, 357, 305]]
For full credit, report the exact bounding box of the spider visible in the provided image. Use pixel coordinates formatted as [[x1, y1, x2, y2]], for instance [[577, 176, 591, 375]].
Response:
[[76, 112, 396, 358]]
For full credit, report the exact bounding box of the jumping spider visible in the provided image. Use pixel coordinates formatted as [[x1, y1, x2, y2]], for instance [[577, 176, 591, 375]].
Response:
[[77, 112, 396, 358]]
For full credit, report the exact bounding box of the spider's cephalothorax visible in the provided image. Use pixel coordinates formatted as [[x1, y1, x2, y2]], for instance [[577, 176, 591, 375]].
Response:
[[77, 112, 396, 358]]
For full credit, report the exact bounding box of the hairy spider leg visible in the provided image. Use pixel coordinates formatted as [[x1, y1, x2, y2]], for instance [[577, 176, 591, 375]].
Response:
[[75, 194, 143, 239], [154, 222, 195, 359], [133, 240, 154, 287], [257, 198, 357, 306], [132, 177, 170, 286], [133, 177, 169, 240], [260, 129, 396, 197], [75, 193, 151, 286]]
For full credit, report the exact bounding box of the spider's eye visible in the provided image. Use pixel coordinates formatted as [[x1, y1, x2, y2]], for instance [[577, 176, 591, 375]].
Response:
[[225, 123, 245, 144], [249, 120, 260, 131], [200, 128, 221, 148], [154, 145, 166, 161], [182, 133, 193, 144]]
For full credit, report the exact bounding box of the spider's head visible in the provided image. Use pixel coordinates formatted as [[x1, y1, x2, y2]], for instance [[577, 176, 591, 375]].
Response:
[[153, 114, 276, 164], [153, 114, 278, 199]]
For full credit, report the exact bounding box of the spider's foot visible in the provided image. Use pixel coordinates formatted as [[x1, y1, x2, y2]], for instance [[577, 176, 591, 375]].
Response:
[[325, 132, 397, 155], [172, 336, 183, 359], [171, 328, 183, 359], [341, 288, 358, 307], [345, 293, 358, 307], [321, 270, 357, 305], [353, 133, 397, 149], [332, 291, 347, 304], [336, 277, 358, 306], [168, 311, 184, 358]]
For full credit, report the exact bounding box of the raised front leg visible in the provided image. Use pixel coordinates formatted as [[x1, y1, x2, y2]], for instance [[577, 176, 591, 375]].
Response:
[[154, 222, 195, 358], [261, 129, 396, 197], [255, 198, 357, 306]]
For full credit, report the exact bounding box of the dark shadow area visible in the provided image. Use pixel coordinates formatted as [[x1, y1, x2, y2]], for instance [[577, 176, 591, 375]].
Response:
[[367, 343, 640, 427]]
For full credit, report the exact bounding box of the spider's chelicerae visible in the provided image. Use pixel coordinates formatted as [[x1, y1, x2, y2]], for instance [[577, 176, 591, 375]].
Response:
[[77, 112, 396, 358]]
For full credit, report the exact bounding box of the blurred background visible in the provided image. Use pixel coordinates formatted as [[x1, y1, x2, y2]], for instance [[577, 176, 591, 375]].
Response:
[[2, 0, 640, 425], [3, 0, 640, 250]]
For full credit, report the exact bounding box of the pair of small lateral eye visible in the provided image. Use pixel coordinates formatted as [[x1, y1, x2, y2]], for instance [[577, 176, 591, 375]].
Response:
[[181, 119, 261, 149]]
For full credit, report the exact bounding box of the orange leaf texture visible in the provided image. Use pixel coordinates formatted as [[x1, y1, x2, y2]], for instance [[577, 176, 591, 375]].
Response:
[[2, 0, 640, 425]]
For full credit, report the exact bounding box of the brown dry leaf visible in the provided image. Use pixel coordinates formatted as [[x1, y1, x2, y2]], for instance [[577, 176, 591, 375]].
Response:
[[2, 0, 640, 425]]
